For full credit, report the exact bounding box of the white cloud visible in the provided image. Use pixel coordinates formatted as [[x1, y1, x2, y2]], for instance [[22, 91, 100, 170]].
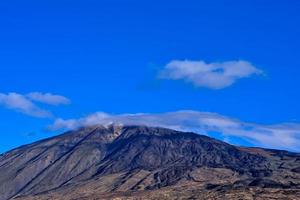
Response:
[[49, 110, 300, 151], [159, 60, 263, 89], [27, 92, 70, 105], [0, 92, 70, 118], [0, 93, 51, 118]]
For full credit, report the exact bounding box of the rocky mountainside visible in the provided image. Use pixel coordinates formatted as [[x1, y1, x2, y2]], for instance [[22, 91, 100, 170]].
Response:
[[0, 125, 300, 200]]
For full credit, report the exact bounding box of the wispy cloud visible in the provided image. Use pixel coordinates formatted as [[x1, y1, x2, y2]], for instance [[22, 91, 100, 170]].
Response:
[[49, 110, 300, 151], [159, 60, 263, 89], [27, 92, 70, 105], [0, 92, 70, 118]]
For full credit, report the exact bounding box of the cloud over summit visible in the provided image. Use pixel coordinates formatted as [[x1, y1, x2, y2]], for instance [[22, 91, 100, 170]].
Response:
[[159, 60, 263, 89], [50, 110, 300, 151]]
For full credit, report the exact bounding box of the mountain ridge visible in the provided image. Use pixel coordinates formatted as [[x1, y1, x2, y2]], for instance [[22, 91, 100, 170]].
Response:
[[1, 125, 300, 200]]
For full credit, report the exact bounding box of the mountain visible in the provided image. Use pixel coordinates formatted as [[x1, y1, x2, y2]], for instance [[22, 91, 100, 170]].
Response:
[[0, 125, 300, 200]]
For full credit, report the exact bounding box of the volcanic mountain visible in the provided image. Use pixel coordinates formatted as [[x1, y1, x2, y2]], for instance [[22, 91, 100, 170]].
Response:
[[0, 125, 300, 200]]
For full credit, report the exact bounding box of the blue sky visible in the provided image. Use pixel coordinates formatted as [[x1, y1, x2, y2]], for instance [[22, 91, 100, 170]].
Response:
[[1, 0, 300, 152]]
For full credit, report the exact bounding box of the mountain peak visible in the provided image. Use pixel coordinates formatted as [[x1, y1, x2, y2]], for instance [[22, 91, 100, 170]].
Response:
[[1, 126, 300, 200]]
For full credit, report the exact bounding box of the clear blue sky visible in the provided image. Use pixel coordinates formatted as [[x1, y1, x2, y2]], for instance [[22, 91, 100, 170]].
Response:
[[1, 0, 300, 152]]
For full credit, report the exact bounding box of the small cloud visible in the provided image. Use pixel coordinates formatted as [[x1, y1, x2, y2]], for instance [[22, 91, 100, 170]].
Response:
[[0, 93, 52, 118], [159, 59, 263, 89], [0, 92, 70, 118], [27, 92, 71, 105], [49, 110, 300, 151], [26, 132, 37, 137]]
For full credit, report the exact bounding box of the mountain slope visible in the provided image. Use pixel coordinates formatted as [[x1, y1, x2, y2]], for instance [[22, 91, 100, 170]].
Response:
[[0, 125, 300, 200]]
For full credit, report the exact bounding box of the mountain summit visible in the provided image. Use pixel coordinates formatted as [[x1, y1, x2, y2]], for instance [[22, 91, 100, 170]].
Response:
[[1, 125, 300, 199]]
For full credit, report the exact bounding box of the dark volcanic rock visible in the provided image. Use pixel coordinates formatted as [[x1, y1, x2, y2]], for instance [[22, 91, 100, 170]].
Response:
[[292, 167, 300, 173]]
